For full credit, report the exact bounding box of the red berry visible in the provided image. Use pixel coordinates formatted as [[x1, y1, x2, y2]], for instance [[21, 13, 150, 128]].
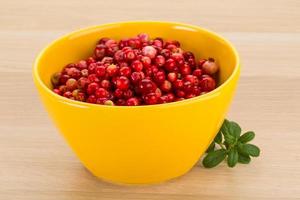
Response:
[[98, 37, 110, 45], [86, 57, 96, 65], [123, 49, 136, 61], [176, 90, 185, 98], [53, 88, 61, 95], [142, 46, 157, 59], [87, 82, 99, 95], [116, 76, 130, 90], [180, 63, 191, 75], [88, 63, 97, 74], [123, 89, 133, 99], [67, 67, 81, 79], [174, 79, 184, 89], [183, 81, 193, 93], [130, 72, 144, 84], [95, 65, 106, 77], [88, 74, 100, 83], [59, 74, 70, 84], [101, 57, 114, 64], [116, 99, 126, 106], [138, 79, 157, 94], [186, 93, 196, 99], [155, 55, 165, 67], [143, 93, 158, 105], [95, 88, 109, 98], [131, 60, 143, 72], [171, 53, 184, 65], [94, 44, 106, 60], [161, 49, 171, 58], [114, 88, 124, 98], [193, 69, 202, 78], [165, 58, 176, 71], [153, 71, 166, 83], [158, 95, 169, 103], [184, 75, 196, 84], [198, 59, 207, 67], [137, 33, 149, 43], [200, 75, 216, 92], [152, 38, 163, 48], [126, 97, 139, 106], [63, 91, 73, 98], [166, 93, 175, 102], [87, 95, 97, 103], [114, 50, 124, 62]]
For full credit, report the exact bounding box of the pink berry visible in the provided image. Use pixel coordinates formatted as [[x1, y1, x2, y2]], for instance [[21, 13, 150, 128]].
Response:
[[100, 79, 111, 89], [160, 80, 172, 92], [142, 46, 157, 59], [167, 72, 177, 82], [106, 64, 119, 77], [141, 56, 152, 68], [77, 60, 88, 70], [66, 78, 78, 91], [202, 58, 219, 75]]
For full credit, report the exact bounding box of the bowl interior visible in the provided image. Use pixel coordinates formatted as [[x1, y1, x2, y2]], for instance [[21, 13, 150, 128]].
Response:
[[35, 22, 238, 92]]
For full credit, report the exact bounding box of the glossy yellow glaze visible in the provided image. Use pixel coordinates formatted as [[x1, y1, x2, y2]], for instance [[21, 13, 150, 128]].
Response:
[[33, 21, 240, 184]]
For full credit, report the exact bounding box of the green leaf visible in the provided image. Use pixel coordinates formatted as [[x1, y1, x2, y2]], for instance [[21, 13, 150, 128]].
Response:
[[214, 131, 223, 144], [221, 119, 231, 135], [229, 121, 241, 138], [206, 142, 215, 153], [239, 131, 255, 143], [238, 144, 260, 157], [202, 149, 227, 168], [238, 153, 251, 164], [223, 132, 236, 145], [227, 148, 238, 167]]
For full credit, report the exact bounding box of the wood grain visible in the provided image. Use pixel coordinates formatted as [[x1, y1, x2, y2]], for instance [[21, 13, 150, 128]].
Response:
[[0, 0, 300, 199]]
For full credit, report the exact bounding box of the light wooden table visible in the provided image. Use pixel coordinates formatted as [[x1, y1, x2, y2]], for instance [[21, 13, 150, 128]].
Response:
[[1, 0, 300, 199]]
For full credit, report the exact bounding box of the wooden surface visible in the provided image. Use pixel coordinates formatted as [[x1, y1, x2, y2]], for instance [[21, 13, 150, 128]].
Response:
[[1, 0, 300, 199]]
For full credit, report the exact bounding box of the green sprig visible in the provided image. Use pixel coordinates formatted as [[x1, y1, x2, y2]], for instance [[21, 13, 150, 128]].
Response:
[[203, 119, 260, 168]]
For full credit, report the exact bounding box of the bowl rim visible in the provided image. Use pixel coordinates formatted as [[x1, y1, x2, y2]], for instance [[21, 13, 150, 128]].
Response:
[[33, 21, 240, 109]]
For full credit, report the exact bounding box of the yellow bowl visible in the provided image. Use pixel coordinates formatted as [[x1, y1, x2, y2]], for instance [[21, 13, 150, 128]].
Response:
[[33, 21, 240, 185]]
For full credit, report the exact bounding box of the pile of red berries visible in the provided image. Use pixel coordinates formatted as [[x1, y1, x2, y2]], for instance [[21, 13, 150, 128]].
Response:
[[51, 33, 219, 106]]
